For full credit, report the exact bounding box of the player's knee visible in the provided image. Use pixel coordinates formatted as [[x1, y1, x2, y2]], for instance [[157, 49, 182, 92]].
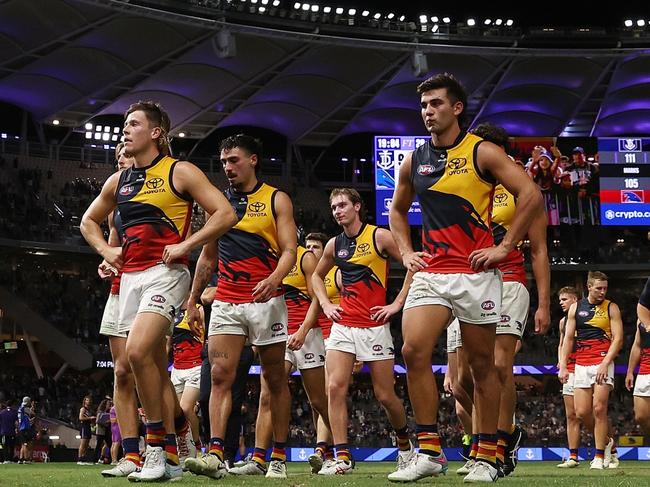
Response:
[[592, 401, 608, 419], [401, 342, 428, 368], [113, 360, 133, 387], [309, 397, 328, 417], [126, 346, 150, 369], [327, 378, 347, 400], [373, 386, 396, 407], [210, 363, 235, 389], [635, 410, 648, 425], [494, 358, 512, 385]]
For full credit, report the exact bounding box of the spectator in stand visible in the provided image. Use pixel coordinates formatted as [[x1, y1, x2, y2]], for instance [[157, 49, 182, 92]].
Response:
[[527, 146, 560, 192], [566, 146, 598, 199], [1, 400, 18, 463], [17, 396, 35, 464], [94, 398, 113, 464]]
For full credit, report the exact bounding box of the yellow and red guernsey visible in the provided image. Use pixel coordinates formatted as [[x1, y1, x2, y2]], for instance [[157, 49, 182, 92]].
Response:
[[116, 155, 193, 272], [172, 305, 205, 369], [575, 298, 613, 366], [491, 184, 527, 285], [410, 132, 495, 274], [283, 246, 312, 334], [334, 223, 388, 328], [317, 266, 340, 339], [215, 182, 282, 304]]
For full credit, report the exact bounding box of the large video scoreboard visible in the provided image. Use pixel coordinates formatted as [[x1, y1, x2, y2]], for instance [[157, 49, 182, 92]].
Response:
[[374, 135, 428, 225], [599, 137, 650, 226]]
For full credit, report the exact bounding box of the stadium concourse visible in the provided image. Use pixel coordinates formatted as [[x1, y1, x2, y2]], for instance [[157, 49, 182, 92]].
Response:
[[3, 0, 650, 484]]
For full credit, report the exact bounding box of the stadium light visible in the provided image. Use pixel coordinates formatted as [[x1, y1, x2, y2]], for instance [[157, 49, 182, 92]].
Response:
[[348, 8, 356, 15], [323, 6, 331, 13], [258, 6, 266, 12], [302, 3, 309, 11], [467, 18, 476, 26], [178, 132, 186, 138], [442, 16, 450, 23], [361, 10, 369, 17], [495, 18, 503, 25], [399, 15, 405, 21], [419, 14, 427, 23], [111, 135, 119, 141], [431, 24, 439, 32], [293, 2, 300, 9], [85, 123, 93, 130], [52, 119, 60, 125], [250, 0, 257, 4], [637, 19, 646, 27], [430, 16, 438, 23], [387, 13, 394, 19], [273, 0, 280, 5], [113, 127, 120, 134], [311, 4, 319, 12], [335, 7, 343, 14], [484, 18, 492, 25], [261, 0, 268, 4], [624, 19, 633, 27], [341, 157, 349, 162], [95, 125, 103, 131], [373, 12, 381, 19], [85, 132, 92, 139], [506, 19, 514, 26]]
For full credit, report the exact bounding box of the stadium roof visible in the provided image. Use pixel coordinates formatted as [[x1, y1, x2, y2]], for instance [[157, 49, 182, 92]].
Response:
[[1, 0, 650, 147]]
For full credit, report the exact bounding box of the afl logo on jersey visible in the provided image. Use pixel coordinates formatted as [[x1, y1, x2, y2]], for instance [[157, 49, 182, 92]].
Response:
[[119, 185, 134, 196], [146, 178, 164, 190], [494, 193, 508, 204], [372, 345, 383, 352], [481, 300, 495, 311], [271, 323, 283, 332], [337, 249, 349, 259], [578, 310, 589, 317], [151, 295, 166, 303], [249, 201, 266, 213], [417, 164, 434, 176]]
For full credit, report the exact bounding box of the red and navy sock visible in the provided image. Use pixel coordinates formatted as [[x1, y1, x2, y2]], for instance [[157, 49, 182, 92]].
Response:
[[315, 441, 327, 459], [594, 449, 604, 461], [569, 448, 578, 461], [469, 434, 479, 459], [145, 421, 166, 449], [208, 437, 224, 461], [334, 444, 351, 462], [416, 424, 442, 457], [252, 447, 267, 467], [325, 444, 335, 460], [496, 429, 509, 465], [476, 433, 498, 467], [122, 437, 141, 466], [395, 426, 411, 452], [174, 413, 189, 438], [165, 434, 179, 466], [270, 442, 286, 463]]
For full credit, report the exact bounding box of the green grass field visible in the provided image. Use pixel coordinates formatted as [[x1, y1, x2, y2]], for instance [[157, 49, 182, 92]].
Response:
[[3, 462, 650, 486]]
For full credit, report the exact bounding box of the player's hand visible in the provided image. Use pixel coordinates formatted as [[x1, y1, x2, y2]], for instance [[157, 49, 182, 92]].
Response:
[[97, 259, 118, 279], [534, 306, 551, 335], [352, 360, 364, 374], [469, 245, 509, 271], [101, 246, 123, 271], [625, 373, 635, 391], [162, 241, 190, 265], [252, 276, 281, 303], [370, 302, 401, 323], [322, 302, 343, 323], [401, 251, 431, 272], [558, 366, 569, 384], [187, 306, 204, 338], [287, 329, 306, 351], [443, 373, 453, 394], [595, 363, 609, 385]]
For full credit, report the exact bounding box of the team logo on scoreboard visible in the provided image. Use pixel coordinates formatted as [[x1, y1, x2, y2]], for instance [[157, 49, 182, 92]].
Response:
[[621, 190, 644, 203], [618, 138, 641, 152], [377, 150, 394, 170]]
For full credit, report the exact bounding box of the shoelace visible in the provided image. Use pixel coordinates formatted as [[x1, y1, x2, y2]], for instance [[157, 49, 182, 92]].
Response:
[[143, 449, 162, 469], [269, 461, 284, 474], [178, 435, 189, 457]]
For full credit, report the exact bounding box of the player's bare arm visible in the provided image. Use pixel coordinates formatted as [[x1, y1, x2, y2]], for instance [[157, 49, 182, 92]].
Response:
[[287, 251, 321, 351], [470, 141, 544, 270], [389, 152, 431, 272], [80, 172, 122, 269], [559, 303, 578, 383], [252, 191, 297, 303], [626, 326, 642, 391], [186, 240, 218, 325], [312, 238, 342, 322], [597, 302, 624, 384], [528, 208, 551, 334], [162, 162, 237, 263]]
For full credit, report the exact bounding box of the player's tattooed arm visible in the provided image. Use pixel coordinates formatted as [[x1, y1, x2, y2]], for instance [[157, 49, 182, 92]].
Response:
[[188, 241, 218, 310]]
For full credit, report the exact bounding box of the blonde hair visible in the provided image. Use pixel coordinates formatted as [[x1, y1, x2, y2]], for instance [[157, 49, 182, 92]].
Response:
[[587, 271, 608, 286]]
